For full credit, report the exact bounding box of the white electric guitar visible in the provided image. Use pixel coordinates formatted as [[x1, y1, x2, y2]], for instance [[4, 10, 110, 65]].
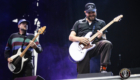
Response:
[[69, 15, 123, 62], [8, 26, 46, 74]]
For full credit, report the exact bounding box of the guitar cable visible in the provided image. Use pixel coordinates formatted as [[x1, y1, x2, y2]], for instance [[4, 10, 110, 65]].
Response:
[[68, 55, 77, 63]]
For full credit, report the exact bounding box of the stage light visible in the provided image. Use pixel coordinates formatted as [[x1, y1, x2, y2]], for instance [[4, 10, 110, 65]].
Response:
[[12, 19, 18, 23], [37, 2, 39, 7]]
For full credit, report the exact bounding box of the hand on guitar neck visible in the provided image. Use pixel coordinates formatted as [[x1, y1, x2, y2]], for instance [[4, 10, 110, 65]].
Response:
[[29, 41, 37, 49]]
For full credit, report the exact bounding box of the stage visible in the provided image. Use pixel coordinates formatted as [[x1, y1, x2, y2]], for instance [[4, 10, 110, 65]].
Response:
[[63, 74, 140, 80], [0, 0, 140, 80]]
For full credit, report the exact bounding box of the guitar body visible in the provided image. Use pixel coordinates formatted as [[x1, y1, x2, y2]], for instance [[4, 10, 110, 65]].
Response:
[[69, 32, 96, 62], [8, 48, 28, 74]]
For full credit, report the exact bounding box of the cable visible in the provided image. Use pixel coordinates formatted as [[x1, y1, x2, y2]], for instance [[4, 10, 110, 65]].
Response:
[[68, 55, 77, 63]]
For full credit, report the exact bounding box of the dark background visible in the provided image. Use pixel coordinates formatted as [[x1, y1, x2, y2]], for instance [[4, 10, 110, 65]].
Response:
[[0, 0, 140, 80]]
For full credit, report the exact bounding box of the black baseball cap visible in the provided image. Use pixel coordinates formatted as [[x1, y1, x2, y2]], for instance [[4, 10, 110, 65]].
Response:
[[18, 19, 30, 25], [85, 3, 96, 13]]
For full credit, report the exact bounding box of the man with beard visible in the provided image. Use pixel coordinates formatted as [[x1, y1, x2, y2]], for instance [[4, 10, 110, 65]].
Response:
[[4, 19, 43, 80], [69, 3, 113, 74]]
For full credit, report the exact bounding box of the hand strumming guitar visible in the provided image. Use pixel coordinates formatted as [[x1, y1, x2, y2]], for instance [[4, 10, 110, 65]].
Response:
[[7, 58, 13, 63], [79, 37, 90, 45]]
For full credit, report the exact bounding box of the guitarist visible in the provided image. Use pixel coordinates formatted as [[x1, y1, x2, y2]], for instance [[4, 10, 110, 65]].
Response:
[[69, 3, 113, 73], [4, 19, 43, 79]]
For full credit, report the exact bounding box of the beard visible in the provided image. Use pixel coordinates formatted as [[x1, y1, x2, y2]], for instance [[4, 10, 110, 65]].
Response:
[[20, 28, 27, 34], [87, 15, 97, 21], [19, 25, 28, 34]]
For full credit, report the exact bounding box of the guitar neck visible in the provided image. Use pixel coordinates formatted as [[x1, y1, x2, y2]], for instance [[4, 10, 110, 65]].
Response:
[[20, 33, 40, 57], [89, 20, 114, 42]]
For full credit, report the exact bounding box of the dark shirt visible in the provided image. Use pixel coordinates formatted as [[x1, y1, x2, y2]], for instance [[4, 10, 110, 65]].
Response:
[[71, 18, 108, 42], [4, 32, 43, 60]]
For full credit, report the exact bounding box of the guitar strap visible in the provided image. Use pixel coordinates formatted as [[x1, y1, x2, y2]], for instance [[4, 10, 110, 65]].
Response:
[[92, 21, 96, 33], [92, 22, 99, 42], [21, 35, 27, 52]]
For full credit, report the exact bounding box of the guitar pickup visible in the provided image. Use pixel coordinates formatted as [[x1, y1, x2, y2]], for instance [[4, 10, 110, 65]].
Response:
[[80, 44, 84, 48]]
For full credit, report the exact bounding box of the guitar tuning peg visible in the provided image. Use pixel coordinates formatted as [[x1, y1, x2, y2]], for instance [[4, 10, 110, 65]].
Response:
[[43, 30, 46, 35], [119, 19, 122, 22]]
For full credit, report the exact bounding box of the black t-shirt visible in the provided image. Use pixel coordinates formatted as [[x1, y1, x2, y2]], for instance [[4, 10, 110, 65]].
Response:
[[71, 18, 107, 37], [71, 18, 108, 42]]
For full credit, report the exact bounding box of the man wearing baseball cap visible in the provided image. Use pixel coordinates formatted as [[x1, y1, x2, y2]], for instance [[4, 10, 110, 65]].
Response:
[[4, 19, 43, 79], [69, 3, 113, 73]]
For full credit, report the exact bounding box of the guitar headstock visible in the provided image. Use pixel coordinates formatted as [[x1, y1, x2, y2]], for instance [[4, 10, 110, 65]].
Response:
[[113, 15, 123, 22], [38, 26, 46, 34]]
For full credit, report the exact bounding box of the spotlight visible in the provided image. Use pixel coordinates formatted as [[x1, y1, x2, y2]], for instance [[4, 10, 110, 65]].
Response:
[[37, 2, 39, 7], [12, 19, 18, 23]]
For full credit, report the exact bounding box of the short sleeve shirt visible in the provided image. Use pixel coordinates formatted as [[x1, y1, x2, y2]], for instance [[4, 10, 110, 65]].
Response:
[[71, 18, 108, 37]]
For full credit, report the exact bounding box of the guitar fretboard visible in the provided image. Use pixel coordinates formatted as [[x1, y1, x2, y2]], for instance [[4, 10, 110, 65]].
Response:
[[89, 20, 114, 42]]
